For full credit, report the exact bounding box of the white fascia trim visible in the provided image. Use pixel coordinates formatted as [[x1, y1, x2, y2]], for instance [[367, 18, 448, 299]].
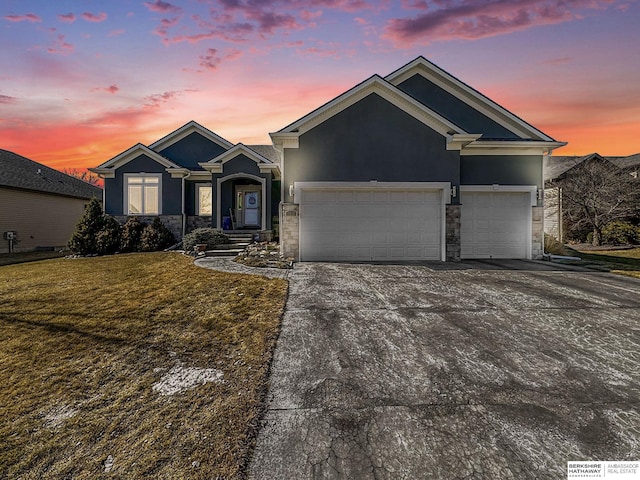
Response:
[[269, 133, 299, 150], [200, 144, 281, 178], [89, 168, 115, 179], [277, 76, 465, 138], [216, 172, 266, 230], [167, 169, 211, 179], [149, 120, 234, 152], [460, 141, 567, 156], [294, 181, 452, 204], [386, 57, 554, 142], [447, 134, 483, 151], [94, 143, 180, 170], [460, 185, 537, 206]]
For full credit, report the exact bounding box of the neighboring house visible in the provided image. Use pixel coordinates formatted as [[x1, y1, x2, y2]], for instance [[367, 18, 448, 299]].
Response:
[[544, 153, 640, 241], [0, 149, 102, 253], [92, 56, 566, 262]]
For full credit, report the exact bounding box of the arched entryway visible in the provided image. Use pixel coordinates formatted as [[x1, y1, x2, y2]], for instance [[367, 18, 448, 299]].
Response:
[[217, 173, 266, 230]]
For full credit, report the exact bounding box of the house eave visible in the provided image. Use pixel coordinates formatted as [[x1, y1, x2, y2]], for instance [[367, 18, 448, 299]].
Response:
[[460, 141, 567, 156]]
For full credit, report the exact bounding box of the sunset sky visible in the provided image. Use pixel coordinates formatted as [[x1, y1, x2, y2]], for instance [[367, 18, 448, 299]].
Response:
[[1, 0, 639, 171]]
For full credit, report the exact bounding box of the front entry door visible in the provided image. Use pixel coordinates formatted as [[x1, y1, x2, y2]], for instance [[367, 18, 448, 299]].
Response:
[[235, 187, 261, 228]]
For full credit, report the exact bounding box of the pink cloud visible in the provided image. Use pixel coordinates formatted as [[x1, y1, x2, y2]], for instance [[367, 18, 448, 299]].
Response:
[[4, 13, 41, 23], [143, 0, 182, 13], [0, 94, 17, 104], [81, 12, 107, 23], [92, 85, 120, 94], [383, 0, 619, 46], [109, 29, 125, 37], [58, 13, 76, 23], [401, 0, 428, 8], [47, 34, 74, 55], [199, 48, 222, 71]]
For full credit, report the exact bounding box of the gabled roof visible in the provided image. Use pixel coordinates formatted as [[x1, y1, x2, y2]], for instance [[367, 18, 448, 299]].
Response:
[[385, 56, 556, 142], [271, 74, 467, 144], [199, 143, 280, 178], [149, 120, 234, 152], [543, 152, 640, 182], [0, 149, 101, 199], [91, 143, 180, 177], [246, 144, 280, 164]]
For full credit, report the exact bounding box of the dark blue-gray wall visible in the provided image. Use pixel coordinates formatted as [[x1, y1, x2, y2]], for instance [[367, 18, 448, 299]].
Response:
[[283, 92, 461, 202], [104, 155, 181, 215], [158, 132, 228, 170], [397, 74, 520, 139], [460, 155, 543, 188]]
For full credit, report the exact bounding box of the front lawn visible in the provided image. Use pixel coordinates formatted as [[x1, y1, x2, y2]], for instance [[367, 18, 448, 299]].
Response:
[[567, 246, 640, 279], [0, 253, 288, 479]]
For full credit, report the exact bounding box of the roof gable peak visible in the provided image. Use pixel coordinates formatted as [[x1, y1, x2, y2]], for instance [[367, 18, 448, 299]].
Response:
[[385, 56, 555, 142], [149, 120, 234, 152]]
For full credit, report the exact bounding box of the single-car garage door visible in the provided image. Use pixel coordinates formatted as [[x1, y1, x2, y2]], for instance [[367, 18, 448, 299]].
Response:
[[299, 186, 444, 261], [460, 189, 533, 259]]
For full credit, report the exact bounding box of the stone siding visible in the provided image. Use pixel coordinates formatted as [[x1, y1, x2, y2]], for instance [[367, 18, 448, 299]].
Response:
[[445, 205, 461, 262], [531, 206, 544, 259], [187, 216, 213, 232], [280, 203, 299, 261]]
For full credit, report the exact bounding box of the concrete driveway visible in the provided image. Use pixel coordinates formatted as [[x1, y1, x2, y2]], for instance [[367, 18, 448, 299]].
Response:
[[247, 260, 640, 480]]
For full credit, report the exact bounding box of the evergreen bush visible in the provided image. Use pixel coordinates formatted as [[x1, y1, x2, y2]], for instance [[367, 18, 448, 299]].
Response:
[[96, 216, 121, 255], [120, 217, 145, 252], [602, 221, 640, 245], [68, 198, 105, 255], [140, 218, 176, 252]]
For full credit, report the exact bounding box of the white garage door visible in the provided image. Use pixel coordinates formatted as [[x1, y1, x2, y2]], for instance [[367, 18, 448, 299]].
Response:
[[460, 191, 532, 259], [299, 188, 443, 261]]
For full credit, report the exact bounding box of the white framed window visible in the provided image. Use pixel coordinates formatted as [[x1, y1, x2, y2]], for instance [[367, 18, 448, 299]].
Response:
[[124, 174, 161, 215], [197, 184, 213, 215]]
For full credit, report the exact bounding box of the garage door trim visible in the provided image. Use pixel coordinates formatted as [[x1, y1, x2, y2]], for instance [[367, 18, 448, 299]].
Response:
[[460, 184, 537, 259], [295, 181, 452, 262]]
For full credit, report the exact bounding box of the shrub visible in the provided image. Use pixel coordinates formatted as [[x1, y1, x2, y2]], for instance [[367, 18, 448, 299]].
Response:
[[140, 218, 176, 252], [68, 198, 105, 255], [96, 216, 121, 255], [544, 234, 566, 255], [182, 228, 229, 252], [120, 217, 145, 252], [602, 221, 640, 245]]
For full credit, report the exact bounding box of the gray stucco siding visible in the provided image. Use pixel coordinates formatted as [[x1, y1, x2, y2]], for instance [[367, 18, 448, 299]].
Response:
[[397, 74, 520, 140], [158, 132, 228, 170], [460, 155, 543, 188], [283, 93, 460, 202], [105, 154, 182, 215]]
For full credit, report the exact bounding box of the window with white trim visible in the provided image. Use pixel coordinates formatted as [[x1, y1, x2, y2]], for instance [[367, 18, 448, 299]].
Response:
[[197, 184, 213, 215], [125, 174, 161, 215]]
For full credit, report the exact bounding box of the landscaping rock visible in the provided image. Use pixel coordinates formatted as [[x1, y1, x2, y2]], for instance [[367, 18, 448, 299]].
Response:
[[233, 241, 293, 269]]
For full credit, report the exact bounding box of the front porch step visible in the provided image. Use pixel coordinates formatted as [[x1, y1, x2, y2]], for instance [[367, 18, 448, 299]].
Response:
[[204, 248, 245, 257], [208, 242, 250, 250]]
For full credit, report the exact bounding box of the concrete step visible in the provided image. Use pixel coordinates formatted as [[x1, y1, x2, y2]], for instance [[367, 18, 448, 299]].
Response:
[[204, 249, 244, 257], [208, 242, 250, 250]]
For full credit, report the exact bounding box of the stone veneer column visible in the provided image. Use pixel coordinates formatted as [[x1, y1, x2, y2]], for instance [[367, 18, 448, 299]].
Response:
[[445, 204, 461, 262], [280, 203, 299, 261], [531, 206, 544, 259]]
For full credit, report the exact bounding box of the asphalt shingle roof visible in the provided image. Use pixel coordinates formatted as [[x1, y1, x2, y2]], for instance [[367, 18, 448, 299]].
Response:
[[544, 152, 640, 182], [246, 145, 280, 164], [0, 149, 102, 199]]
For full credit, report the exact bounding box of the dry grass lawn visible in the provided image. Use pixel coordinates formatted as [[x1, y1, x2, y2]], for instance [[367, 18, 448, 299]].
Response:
[[0, 252, 288, 479], [568, 246, 640, 279]]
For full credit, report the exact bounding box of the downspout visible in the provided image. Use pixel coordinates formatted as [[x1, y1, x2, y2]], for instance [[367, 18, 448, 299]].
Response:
[[181, 171, 191, 238]]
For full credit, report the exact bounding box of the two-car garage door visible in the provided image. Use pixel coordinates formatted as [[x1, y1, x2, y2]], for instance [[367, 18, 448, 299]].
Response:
[[299, 186, 444, 261]]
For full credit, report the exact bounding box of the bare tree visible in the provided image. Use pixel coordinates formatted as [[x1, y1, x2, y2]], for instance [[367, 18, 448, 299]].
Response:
[[549, 158, 640, 245], [62, 168, 102, 187]]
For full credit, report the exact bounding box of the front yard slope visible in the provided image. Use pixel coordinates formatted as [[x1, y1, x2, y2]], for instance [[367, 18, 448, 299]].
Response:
[[0, 252, 287, 479]]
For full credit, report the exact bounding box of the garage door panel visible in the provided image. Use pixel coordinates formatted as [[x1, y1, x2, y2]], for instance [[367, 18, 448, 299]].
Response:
[[300, 188, 442, 261], [460, 191, 530, 259]]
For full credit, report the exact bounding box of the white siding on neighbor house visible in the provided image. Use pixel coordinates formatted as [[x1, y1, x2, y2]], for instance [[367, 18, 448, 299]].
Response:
[[544, 187, 561, 241], [298, 186, 444, 261], [0, 187, 90, 253], [460, 190, 532, 259]]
